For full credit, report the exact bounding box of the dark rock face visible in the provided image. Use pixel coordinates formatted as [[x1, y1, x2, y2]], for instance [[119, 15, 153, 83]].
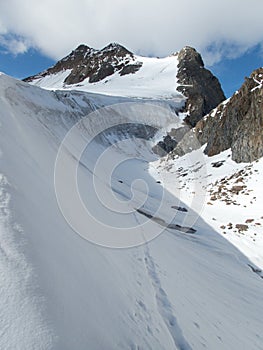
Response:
[[157, 47, 225, 157], [176, 47, 226, 126], [152, 135, 178, 156], [200, 68, 263, 162], [152, 126, 190, 156], [172, 67, 263, 163], [24, 43, 143, 85], [119, 62, 143, 76], [88, 63, 115, 83]]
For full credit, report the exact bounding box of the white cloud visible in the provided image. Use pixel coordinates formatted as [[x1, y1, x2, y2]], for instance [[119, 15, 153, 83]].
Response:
[[0, 35, 29, 55], [0, 0, 263, 65]]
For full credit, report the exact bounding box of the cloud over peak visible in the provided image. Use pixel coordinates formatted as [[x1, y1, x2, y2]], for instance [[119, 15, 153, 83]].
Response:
[[0, 0, 263, 65]]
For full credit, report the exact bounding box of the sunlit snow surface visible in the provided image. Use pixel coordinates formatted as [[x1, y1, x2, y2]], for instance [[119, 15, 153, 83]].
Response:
[[29, 55, 183, 100], [0, 74, 263, 349], [151, 145, 263, 271]]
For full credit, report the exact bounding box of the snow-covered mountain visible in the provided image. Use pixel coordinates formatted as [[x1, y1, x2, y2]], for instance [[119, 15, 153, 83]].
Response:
[[1, 43, 263, 350], [24, 43, 181, 99], [24, 43, 225, 115]]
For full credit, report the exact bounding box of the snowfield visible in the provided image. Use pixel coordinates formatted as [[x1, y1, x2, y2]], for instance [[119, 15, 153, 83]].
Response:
[[28, 55, 184, 100], [151, 147, 263, 271], [0, 73, 263, 350]]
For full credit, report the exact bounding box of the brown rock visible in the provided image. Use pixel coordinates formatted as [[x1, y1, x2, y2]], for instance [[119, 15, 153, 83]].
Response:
[[245, 219, 254, 223], [172, 67, 263, 163], [236, 224, 249, 231], [231, 185, 246, 194]]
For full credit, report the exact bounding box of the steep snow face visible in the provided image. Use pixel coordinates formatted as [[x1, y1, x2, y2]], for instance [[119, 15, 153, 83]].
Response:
[[1, 74, 263, 350], [28, 55, 183, 99], [0, 174, 54, 349]]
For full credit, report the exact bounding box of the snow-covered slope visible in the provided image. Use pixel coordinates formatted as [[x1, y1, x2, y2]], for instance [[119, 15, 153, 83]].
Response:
[[1, 73, 263, 349], [151, 147, 263, 272], [28, 55, 182, 99]]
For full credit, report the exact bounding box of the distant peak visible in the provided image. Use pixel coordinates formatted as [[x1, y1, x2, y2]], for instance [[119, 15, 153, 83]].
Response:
[[181, 46, 197, 52], [103, 42, 125, 49], [178, 46, 204, 67], [103, 42, 119, 48], [23, 41, 141, 85], [101, 42, 133, 55], [70, 44, 94, 57], [74, 44, 92, 52]]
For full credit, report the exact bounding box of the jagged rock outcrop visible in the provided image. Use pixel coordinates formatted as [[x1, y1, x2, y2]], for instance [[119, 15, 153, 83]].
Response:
[[176, 46, 226, 126], [152, 135, 178, 157], [172, 67, 263, 163], [152, 125, 190, 156], [154, 47, 226, 156], [24, 43, 142, 85]]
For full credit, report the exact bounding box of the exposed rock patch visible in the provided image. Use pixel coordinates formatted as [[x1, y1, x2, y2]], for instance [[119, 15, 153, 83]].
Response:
[[119, 62, 143, 76], [135, 208, 196, 233], [152, 125, 190, 157], [152, 135, 178, 157], [236, 224, 248, 232]]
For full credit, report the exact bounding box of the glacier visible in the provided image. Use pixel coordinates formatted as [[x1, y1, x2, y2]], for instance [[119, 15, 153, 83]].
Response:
[[0, 73, 263, 350]]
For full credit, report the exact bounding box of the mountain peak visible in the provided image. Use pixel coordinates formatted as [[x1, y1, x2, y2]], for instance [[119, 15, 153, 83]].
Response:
[[74, 44, 92, 51], [23, 43, 225, 116], [101, 42, 131, 53], [176, 46, 225, 126], [178, 46, 204, 68], [24, 42, 140, 85]]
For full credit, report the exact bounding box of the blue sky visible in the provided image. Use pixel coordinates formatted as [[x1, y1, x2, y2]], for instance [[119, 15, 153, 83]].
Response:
[[0, 43, 262, 98], [211, 45, 263, 97], [0, 47, 55, 80], [0, 0, 263, 98]]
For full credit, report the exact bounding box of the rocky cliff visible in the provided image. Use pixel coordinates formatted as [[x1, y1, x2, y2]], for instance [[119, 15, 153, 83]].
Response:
[[176, 46, 226, 126], [172, 67, 263, 163], [153, 46, 225, 156]]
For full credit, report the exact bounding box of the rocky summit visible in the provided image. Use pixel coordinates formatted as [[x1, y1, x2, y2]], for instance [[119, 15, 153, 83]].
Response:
[[24, 43, 143, 85], [176, 46, 226, 126], [153, 46, 226, 156]]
